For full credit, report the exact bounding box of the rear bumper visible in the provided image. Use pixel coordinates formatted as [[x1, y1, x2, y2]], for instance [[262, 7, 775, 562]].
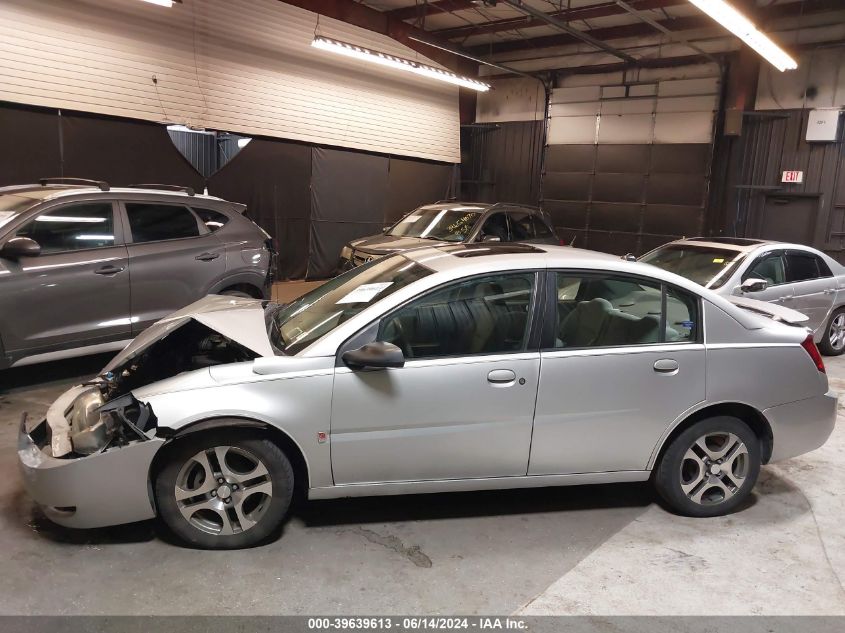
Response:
[[17, 416, 164, 529], [765, 389, 838, 462]]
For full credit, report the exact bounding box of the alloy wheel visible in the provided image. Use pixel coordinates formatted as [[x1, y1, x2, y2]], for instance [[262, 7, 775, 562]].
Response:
[[174, 445, 273, 536], [828, 313, 845, 351], [679, 432, 749, 506]]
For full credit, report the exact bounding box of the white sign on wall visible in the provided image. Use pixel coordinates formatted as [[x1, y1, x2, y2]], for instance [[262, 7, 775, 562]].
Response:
[[806, 109, 841, 142], [782, 170, 804, 184]]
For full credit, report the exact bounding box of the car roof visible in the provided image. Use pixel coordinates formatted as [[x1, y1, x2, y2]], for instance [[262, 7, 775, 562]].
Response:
[[417, 201, 544, 215], [0, 183, 231, 205]]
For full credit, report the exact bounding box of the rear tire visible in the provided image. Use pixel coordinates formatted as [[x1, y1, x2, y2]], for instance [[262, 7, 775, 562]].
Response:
[[654, 416, 760, 518], [818, 307, 845, 356], [155, 430, 293, 549]]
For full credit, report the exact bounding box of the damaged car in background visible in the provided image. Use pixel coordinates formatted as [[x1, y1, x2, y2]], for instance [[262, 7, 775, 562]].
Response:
[[18, 246, 837, 549]]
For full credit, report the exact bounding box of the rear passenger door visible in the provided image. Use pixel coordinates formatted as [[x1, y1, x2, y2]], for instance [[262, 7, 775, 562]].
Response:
[[119, 201, 226, 333], [529, 271, 705, 475], [785, 250, 836, 332]]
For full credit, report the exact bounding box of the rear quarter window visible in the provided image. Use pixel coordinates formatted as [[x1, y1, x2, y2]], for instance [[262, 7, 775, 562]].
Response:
[[192, 207, 229, 232]]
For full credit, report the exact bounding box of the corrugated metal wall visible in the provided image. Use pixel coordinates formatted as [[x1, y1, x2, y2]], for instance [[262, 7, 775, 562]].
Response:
[[0, 0, 460, 163], [723, 109, 845, 260]]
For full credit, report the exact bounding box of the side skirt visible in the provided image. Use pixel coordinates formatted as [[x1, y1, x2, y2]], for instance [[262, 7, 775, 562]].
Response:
[[308, 470, 651, 500]]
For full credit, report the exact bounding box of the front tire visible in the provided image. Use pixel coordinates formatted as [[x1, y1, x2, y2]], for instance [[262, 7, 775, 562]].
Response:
[[818, 307, 845, 356], [654, 416, 760, 518], [155, 430, 293, 549]]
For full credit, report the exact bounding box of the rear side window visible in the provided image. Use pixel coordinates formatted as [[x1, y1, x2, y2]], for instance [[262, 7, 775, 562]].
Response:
[[786, 252, 826, 282], [126, 203, 200, 243], [193, 207, 229, 232], [16, 203, 115, 253], [553, 272, 699, 348]]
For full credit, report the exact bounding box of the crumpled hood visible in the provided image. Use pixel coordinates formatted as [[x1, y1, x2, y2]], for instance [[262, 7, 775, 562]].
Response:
[[104, 295, 274, 372], [351, 234, 447, 253]]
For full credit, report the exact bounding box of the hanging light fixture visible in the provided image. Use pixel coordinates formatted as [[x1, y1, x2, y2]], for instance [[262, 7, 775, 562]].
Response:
[[687, 0, 797, 71], [311, 36, 491, 92]]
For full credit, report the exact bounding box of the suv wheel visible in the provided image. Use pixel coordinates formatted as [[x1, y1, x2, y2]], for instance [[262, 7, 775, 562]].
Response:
[[654, 416, 760, 518], [155, 430, 293, 549], [819, 307, 845, 356]]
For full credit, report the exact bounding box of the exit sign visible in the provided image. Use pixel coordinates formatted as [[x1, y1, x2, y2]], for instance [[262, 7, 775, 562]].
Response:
[[782, 170, 804, 183]]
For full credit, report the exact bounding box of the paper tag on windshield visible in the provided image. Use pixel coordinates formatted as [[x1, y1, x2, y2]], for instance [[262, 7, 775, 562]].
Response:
[[337, 282, 393, 304]]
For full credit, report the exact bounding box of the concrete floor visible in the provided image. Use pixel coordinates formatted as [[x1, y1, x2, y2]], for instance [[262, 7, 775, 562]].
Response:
[[0, 282, 842, 615]]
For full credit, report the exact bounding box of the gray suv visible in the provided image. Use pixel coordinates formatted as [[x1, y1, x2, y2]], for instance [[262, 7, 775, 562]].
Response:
[[0, 179, 274, 369], [338, 202, 560, 270]]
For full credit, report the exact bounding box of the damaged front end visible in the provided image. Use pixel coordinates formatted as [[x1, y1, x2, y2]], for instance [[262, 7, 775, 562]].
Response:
[[18, 295, 275, 528]]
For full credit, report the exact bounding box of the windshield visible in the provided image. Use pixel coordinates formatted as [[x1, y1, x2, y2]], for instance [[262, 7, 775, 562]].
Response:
[[640, 244, 746, 289], [387, 206, 484, 242], [0, 194, 41, 231], [269, 255, 432, 355]]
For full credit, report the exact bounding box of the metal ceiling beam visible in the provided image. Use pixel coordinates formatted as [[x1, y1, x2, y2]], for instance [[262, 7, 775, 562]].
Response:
[[615, 0, 721, 65], [467, 0, 841, 57], [500, 0, 637, 64], [388, 1, 476, 22], [435, 0, 685, 40]]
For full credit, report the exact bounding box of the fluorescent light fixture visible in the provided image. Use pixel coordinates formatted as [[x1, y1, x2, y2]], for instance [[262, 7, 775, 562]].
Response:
[[312, 36, 490, 92], [687, 0, 797, 71], [140, 0, 174, 7]]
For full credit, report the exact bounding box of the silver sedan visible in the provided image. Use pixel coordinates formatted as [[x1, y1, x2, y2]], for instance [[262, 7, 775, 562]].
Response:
[[640, 237, 845, 355], [18, 244, 837, 549]]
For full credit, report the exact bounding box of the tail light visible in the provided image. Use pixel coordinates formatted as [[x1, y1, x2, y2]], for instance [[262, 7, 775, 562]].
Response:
[[801, 334, 825, 373]]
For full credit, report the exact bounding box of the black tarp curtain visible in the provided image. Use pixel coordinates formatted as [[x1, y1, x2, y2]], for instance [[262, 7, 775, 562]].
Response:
[[0, 102, 455, 279]]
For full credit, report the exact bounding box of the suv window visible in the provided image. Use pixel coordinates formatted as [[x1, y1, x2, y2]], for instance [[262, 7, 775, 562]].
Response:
[[743, 252, 785, 286], [533, 215, 554, 239], [554, 272, 698, 348], [508, 212, 534, 240], [786, 251, 827, 282], [15, 203, 116, 253], [193, 207, 229, 233], [378, 272, 535, 359], [125, 203, 200, 243], [478, 213, 509, 242]]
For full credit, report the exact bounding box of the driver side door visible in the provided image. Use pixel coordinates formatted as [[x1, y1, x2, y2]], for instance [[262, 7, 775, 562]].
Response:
[[329, 271, 542, 484], [736, 249, 794, 305]]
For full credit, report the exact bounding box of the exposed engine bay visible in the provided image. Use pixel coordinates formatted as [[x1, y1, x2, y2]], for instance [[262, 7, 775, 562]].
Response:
[[59, 320, 259, 458]]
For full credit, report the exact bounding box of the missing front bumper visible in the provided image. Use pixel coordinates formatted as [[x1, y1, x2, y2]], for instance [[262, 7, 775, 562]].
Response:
[[18, 416, 165, 529]]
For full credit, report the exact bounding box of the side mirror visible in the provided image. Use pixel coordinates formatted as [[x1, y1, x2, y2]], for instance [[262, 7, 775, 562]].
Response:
[[342, 341, 405, 370], [382, 226, 391, 234], [0, 237, 40, 260], [482, 235, 501, 243], [740, 277, 768, 293], [622, 253, 637, 262]]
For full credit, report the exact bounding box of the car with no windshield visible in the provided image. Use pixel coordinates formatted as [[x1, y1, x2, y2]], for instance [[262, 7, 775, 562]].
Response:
[[337, 201, 559, 270], [0, 179, 274, 369], [19, 244, 836, 548], [640, 237, 845, 355]]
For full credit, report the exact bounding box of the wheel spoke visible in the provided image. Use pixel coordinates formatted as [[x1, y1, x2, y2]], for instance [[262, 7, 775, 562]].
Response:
[[233, 497, 258, 532], [175, 451, 216, 501], [695, 434, 737, 461]]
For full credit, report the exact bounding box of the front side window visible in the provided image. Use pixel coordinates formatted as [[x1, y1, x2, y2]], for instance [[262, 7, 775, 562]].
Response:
[[270, 256, 432, 355], [125, 203, 200, 243], [378, 272, 536, 359], [743, 252, 786, 285], [16, 203, 115, 253], [640, 244, 745, 289], [508, 212, 534, 240], [387, 206, 484, 243], [479, 213, 509, 242], [786, 252, 825, 282], [533, 215, 554, 238], [554, 272, 698, 349]]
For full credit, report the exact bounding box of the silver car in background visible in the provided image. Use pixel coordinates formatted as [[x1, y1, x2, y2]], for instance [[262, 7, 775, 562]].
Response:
[[18, 244, 836, 549], [640, 237, 845, 355], [0, 179, 274, 369]]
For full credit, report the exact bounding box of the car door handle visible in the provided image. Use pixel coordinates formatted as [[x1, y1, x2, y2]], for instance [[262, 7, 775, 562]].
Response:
[[94, 265, 125, 275], [824, 288, 836, 295], [487, 369, 516, 384], [195, 252, 220, 261], [653, 359, 679, 374], [779, 295, 793, 301]]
